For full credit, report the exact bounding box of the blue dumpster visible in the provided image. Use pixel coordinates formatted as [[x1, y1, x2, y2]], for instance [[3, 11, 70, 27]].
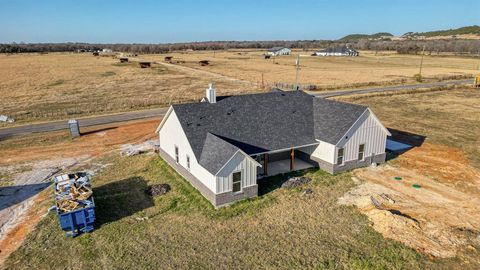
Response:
[[56, 198, 95, 237], [53, 173, 96, 237]]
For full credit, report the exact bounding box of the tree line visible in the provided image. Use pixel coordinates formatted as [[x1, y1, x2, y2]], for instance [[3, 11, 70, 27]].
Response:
[[356, 39, 480, 55], [1, 39, 479, 55]]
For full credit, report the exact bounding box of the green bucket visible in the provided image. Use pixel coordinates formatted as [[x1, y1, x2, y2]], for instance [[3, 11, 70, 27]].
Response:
[[412, 184, 421, 189]]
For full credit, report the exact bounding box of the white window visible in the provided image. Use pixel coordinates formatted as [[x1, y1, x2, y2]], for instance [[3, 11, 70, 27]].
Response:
[[337, 148, 344, 165], [358, 144, 365, 161], [175, 145, 179, 163], [186, 155, 190, 170], [232, 171, 242, 193]]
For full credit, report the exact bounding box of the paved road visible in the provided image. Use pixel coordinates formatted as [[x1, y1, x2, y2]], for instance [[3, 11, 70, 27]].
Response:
[[0, 108, 167, 138], [0, 79, 472, 138], [311, 78, 473, 98]]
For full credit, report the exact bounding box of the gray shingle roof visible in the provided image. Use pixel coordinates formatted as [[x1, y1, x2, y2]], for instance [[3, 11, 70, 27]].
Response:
[[199, 133, 240, 174], [171, 91, 367, 174]]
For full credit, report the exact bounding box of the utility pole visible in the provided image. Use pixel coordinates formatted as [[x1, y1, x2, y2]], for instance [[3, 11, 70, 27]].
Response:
[[295, 54, 300, 90], [418, 45, 426, 77]]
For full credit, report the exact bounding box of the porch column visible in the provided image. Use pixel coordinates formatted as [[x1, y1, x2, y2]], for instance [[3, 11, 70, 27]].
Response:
[[263, 153, 268, 176], [290, 148, 295, 171]]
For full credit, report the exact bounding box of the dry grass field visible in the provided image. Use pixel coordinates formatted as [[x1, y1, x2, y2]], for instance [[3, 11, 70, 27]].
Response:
[[0, 50, 478, 125], [0, 53, 256, 124], [146, 49, 479, 89]]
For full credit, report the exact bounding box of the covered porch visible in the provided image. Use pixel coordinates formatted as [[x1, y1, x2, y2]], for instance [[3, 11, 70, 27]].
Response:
[[253, 146, 317, 179]]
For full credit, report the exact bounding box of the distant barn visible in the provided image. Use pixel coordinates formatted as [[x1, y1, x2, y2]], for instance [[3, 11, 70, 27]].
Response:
[[266, 47, 291, 56]]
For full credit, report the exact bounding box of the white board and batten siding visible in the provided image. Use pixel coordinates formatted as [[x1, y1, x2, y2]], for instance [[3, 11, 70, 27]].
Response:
[[216, 152, 258, 194], [336, 110, 388, 162], [159, 110, 217, 192], [299, 142, 336, 163], [299, 109, 388, 164]]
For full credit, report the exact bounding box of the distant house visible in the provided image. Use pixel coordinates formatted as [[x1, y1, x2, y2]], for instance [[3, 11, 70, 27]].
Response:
[[266, 47, 291, 56], [102, 48, 113, 53], [314, 46, 359, 57], [156, 84, 390, 207]]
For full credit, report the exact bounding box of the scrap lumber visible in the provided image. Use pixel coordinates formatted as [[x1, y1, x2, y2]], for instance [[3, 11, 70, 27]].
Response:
[[54, 173, 93, 213]]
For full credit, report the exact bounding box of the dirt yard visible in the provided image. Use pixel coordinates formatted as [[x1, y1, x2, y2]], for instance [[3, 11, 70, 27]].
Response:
[[338, 89, 480, 260], [340, 143, 480, 258], [0, 119, 160, 166]]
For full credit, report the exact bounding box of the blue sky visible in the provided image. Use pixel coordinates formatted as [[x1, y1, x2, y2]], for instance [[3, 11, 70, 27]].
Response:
[[0, 0, 479, 43]]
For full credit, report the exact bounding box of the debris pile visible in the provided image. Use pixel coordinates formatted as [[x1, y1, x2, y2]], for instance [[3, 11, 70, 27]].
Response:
[[281, 176, 311, 189], [121, 140, 157, 156], [0, 115, 15, 123], [54, 173, 93, 213], [146, 184, 171, 196]]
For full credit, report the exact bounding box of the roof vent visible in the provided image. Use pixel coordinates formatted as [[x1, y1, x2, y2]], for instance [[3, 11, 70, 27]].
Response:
[[205, 83, 216, 104]]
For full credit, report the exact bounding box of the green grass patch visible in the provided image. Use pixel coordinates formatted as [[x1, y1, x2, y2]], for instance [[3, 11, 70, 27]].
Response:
[[4, 154, 463, 269], [0, 171, 14, 187]]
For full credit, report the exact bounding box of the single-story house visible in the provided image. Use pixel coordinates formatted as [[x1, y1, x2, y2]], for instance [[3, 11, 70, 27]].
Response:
[[314, 46, 359, 57], [156, 85, 390, 207], [266, 47, 291, 56]]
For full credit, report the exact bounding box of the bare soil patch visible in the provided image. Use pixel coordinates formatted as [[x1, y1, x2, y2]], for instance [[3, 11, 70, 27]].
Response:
[[340, 143, 480, 258], [0, 190, 49, 265], [0, 119, 159, 166], [339, 89, 480, 260]]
